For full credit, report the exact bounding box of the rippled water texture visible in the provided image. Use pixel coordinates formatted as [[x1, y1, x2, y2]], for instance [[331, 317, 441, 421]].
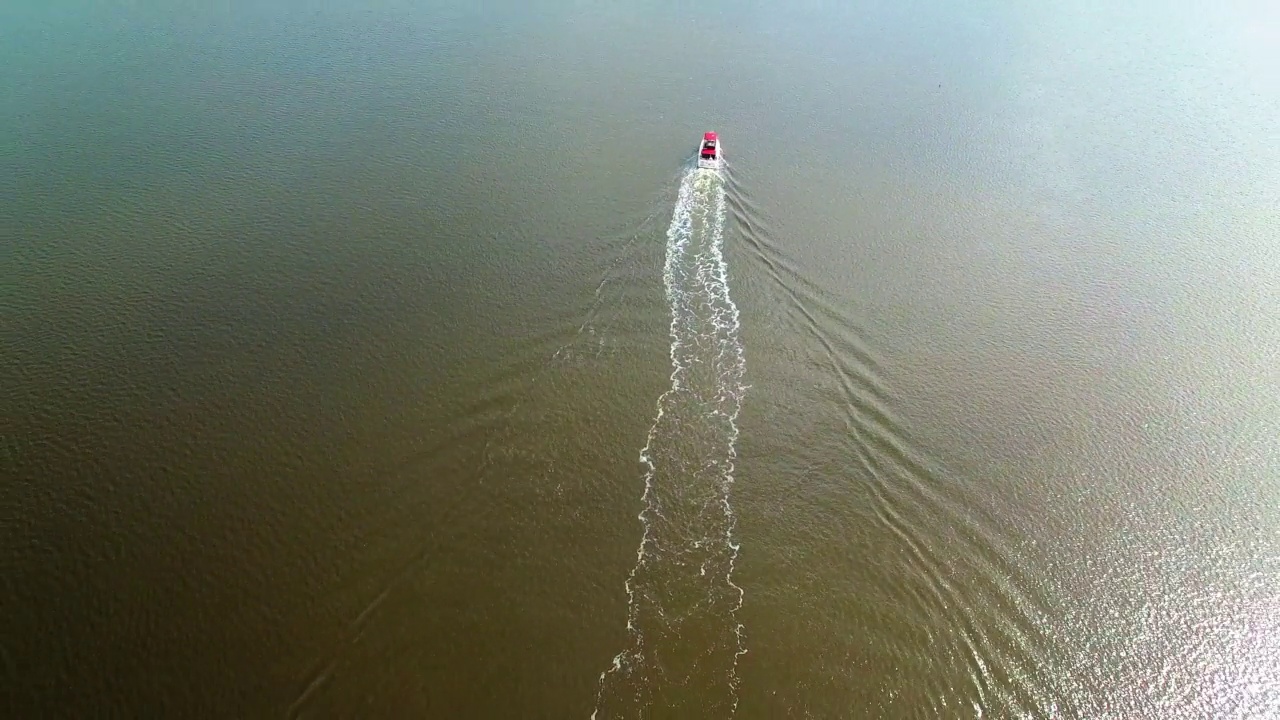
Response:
[[4, 0, 1279, 717], [593, 167, 746, 718]]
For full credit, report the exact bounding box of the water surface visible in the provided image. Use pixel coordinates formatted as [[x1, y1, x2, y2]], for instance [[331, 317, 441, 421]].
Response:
[[5, 0, 1279, 717]]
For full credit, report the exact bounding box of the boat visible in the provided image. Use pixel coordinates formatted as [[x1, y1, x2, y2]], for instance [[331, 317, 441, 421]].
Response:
[[697, 131, 721, 170]]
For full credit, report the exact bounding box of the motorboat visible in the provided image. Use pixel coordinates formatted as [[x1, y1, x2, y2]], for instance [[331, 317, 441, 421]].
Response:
[[697, 131, 721, 170]]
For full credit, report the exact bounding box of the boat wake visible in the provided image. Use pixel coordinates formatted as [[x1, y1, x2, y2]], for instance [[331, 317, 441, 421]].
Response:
[[592, 166, 747, 719]]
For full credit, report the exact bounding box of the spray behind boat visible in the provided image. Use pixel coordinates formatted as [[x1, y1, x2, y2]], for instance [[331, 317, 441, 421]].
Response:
[[593, 144, 745, 717]]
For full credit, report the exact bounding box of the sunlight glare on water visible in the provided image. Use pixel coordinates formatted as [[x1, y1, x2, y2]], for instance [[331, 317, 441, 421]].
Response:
[[4, 0, 1278, 717]]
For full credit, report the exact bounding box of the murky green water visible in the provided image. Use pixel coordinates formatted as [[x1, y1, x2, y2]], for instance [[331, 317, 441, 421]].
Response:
[[5, 1, 1279, 717]]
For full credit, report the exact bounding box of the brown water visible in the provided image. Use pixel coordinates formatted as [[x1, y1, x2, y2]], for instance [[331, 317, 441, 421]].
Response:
[[5, 0, 1279, 717]]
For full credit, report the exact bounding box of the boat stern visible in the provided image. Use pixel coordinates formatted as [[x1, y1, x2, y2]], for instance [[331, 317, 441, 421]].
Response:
[[697, 131, 721, 170]]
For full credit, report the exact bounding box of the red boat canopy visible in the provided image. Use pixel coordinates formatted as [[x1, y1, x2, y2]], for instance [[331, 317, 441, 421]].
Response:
[[704, 131, 717, 142]]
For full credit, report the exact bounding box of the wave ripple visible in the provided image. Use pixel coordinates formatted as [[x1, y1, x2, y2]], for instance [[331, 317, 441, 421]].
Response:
[[593, 167, 747, 719]]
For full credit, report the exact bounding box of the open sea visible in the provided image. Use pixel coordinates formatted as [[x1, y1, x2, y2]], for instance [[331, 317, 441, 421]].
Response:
[[5, 1, 1279, 717]]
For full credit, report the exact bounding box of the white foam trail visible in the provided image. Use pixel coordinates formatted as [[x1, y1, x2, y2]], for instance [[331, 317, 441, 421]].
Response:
[[593, 167, 747, 718]]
